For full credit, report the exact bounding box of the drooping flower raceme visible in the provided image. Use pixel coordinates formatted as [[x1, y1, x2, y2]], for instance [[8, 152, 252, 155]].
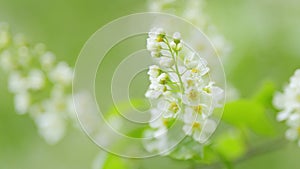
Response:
[[0, 22, 75, 144], [273, 69, 300, 146], [145, 28, 224, 153]]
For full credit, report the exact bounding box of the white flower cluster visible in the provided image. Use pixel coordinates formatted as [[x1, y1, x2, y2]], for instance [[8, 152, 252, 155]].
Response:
[[0, 22, 75, 144], [145, 28, 224, 152], [148, 0, 231, 59], [273, 69, 300, 146]]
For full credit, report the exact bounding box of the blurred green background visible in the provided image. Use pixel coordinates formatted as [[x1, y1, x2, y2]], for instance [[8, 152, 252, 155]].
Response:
[[0, 0, 300, 168]]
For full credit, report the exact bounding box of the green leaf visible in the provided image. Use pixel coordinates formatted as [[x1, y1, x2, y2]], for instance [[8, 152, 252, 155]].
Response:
[[222, 99, 274, 135], [213, 130, 246, 161], [252, 81, 276, 109], [102, 154, 129, 169]]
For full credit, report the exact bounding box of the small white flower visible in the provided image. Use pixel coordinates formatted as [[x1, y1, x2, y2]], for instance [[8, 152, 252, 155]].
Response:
[[157, 73, 169, 84], [157, 98, 180, 118], [173, 32, 181, 41], [148, 65, 161, 78], [189, 59, 210, 77], [0, 22, 10, 47], [14, 92, 30, 114], [40, 51, 56, 70], [27, 69, 45, 90], [49, 62, 73, 86], [185, 104, 211, 119], [35, 113, 66, 144], [0, 50, 15, 71], [182, 110, 216, 143], [184, 52, 199, 69], [149, 27, 165, 39], [8, 72, 28, 93], [145, 84, 167, 99], [147, 38, 161, 52], [149, 108, 175, 138], [143, 129, 169, 154], [182, 87, 204, 106], [203, 82, 224, 108], [158, 56, 174, 68]]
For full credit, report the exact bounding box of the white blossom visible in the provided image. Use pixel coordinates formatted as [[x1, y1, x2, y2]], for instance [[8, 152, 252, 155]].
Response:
[[49, 62, 73, 86], [14, 92, 30, 114], [0, 50, 15, 71], [27, 69, 45, 90], [0, 23, 76, 144], [40, 51, 56, 70], [0, 22, 10, 49], [158, 56, 174, 68], [273, 69, 300, 146], [8, 72, 28, 93], [182, 110, 217, 143], [35, 112, 66, 144], [145, 28, 223, 150], [148, 65, 161, 78]]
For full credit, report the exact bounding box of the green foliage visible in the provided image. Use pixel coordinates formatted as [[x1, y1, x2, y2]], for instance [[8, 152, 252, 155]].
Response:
[[223, 99, 274, 135], [213, 130, 246, 161], [102, 154, 129, 169], [222, 82, 277, 136], [253, 81, 277, 110]]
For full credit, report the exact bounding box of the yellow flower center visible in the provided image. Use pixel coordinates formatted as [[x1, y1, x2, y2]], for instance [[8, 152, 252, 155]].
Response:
[[188, 89, 199, 101], [203, 87, 211, 93], [193, 105, 202, 114], [192, 122, 201, 129], [191, 68, 199, 73], [169, 102, 179, 113], [187, 79, 194, 87]]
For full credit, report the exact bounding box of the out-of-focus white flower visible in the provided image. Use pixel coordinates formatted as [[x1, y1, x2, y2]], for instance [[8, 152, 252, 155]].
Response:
[[0, 50, 15, 71], [8, 72, 28, 93], [148, 0, 175, 12], [35, 113, 66, 144], [144, 129, 170, 154], [273, 69, 300, 146], [40, 51, 56, 70], [0, 23, 76, 144], [18, 46, 31, 66], [49, 62, 73, 86], [173, 32, 181, 41], [149, 109, 172, 138], [0, 22, 10, 49], [14, 92, 30, 114], [27, 69, 45, 90]]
